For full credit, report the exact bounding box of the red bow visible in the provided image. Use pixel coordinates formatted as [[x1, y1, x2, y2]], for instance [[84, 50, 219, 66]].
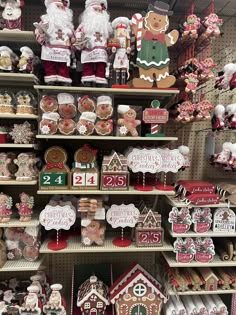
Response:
[[144, 31, 166, 43], [46, 163, 64, 170]]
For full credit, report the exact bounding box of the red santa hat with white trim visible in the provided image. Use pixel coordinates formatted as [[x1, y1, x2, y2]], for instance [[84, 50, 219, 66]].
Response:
[[20, 47, 34, 59], [85, 0, 107, 10]]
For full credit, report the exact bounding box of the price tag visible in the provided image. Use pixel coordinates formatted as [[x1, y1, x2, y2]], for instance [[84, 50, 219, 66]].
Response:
[[40, 173, 67, 187]]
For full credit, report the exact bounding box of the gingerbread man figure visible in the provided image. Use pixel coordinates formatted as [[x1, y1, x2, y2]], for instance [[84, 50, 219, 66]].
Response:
[[131, 1, 179, 88], [176, 101, 195, 123], [185, 73, 199, 93], [195, 100, 214, 121], [0, 153, 11, 181], [117, 105, 141, 136], [203, 13, 223, 39], [182, 14, 200, 40], [82, 220, 105, 246], [14, 153, 35, 181]]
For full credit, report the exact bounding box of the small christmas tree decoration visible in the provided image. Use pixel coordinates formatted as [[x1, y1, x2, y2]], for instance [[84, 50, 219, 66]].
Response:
[[142, 100, 169, 137], [10, 122, 34, 144], [0, 193, 12, 223]]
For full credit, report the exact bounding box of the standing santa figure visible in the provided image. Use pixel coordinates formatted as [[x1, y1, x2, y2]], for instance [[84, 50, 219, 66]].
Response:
[[34, 0, 74, 86], [75, 0, 112, 87], [0, 0, 24, 31]]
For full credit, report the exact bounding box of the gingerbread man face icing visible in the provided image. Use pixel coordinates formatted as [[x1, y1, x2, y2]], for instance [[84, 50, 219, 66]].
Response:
[[78, 96, 96, 113], [58, 119, 76, 135], [40, 95, 58, 113]]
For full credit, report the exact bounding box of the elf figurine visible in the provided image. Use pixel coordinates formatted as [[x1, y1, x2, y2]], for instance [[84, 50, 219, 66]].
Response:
[[34, 0, 75, 86], [0, 0, 25, 31], [111, 17, 131, 87], [75, 0, 112, 87]]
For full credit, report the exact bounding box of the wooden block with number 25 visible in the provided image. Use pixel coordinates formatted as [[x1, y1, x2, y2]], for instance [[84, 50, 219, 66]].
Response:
[[101, 174, 128, 190], [72, 172, 98, 189], [136, 231, 163, 247]]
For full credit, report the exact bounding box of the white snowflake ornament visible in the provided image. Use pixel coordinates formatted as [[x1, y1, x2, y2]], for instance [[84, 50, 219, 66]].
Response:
[[119, 126, 128, 135], [10, 122, 34, 144], [41, 125, 50, 135], [78, 125, 87, 135]]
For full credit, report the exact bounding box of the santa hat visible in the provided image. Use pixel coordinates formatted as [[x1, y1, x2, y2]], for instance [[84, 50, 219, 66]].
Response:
[[20, 47, 34, 59], [42, 112, 60, 121], [27, 285, 40, 293], [112, 17, 130, 30], [85, 0, 107, 10], [97, 95, 112, 106], [25, 226, 39, 238], [118, 105, 130, 114], [80, 112, 96, 123], [44, 0, 63, 8], [51, 284, 63, 291], [57, 93, 74, 105]]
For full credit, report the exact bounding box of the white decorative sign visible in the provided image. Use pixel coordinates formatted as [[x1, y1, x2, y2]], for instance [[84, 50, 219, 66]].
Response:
[[40, 205, 76, 231], [106, 204, 140, 228], [156, 148, 184, 173], [213, 208, 235, 232], [126, 148, 162, 174]]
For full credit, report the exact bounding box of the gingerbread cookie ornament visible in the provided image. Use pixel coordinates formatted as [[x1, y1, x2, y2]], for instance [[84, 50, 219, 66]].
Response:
[[131, 1, 179, 88], [117, 105, 141, 136]]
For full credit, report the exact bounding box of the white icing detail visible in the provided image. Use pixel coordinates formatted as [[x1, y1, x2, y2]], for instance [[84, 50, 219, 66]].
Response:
[[168, 32, 175, 45], [156, 72, 169, 81], [140, 74, 154, 82], [137, 57, 170, 67]]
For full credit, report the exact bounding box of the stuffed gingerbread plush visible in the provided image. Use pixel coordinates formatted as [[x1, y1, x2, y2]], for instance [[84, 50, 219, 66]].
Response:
[[58, 119, 76, 135], [0, 153, 12, 181], [57, 93, 77, 119], [195, 100, 214, 121], [40, 112, 60, 135], [201, 58, 216, 80], [202, 13, 223, 39], [78, 95, 96, 114], [182, 14, 200, 40], [117, 105, 141, 136], [131, 1, 179, 88], [185, 73, 199, 93], [96, 96, 113, 120], [176, 101, 195, 123], [40, 95, 58, 113], [95, 120, 113, 136], [77, 112, 96, 136]]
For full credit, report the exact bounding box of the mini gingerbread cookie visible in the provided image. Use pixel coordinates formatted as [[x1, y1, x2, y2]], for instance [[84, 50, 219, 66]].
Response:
[[77, 95, 96, 113], [40, 95, 58, 113], [0, 90, 15, 114], [57, 93, 77, 119], [16, 193, 34, 222], [40, 112, 60, 135], [0, 153, 12, 181], [58, 119, 76, 135], [95, 120, 113, 136], [96, 95, 113, 119], [16, 91, 36, 115], [77, 112, 96, 136], [0, 193, 12, 223], [117, 105, 141, 136]]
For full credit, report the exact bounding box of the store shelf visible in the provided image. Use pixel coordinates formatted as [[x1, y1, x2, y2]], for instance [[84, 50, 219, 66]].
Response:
[[0, 217, 39, 228], [0, 30, 36, 43], [0, 258, 43, 272], [162, 252, 236, 267], [37, 186, 175, 195], [168, 289, 236, 295], [0, 114, 38, 119], [0, 180, 37, 185], [40, 236, 173, 253], [34, 85, 180, 97], [165, 195, 230, 208], [0, 144, 36, 148], [167, 227, 236, 238], [0, 73, 39, 86], [36, 135, 178, 141]]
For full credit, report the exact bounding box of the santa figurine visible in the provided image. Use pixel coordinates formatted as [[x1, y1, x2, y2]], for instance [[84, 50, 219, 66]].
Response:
[[43, 284, 65, 315], [34, 0, 75, 86], [0, 0, 24, 31], [20, 285, 41, 315], [75, 0, 112, 87], [110, 17, 131, 87], [17, 47, 35, 73], [0, 46, 18, 72]]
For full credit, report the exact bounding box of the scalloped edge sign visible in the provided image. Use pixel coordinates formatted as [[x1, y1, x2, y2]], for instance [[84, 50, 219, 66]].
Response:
[[106, 203, 140, 228]]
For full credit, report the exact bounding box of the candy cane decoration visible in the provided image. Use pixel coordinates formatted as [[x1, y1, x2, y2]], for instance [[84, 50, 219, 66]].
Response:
[[131, 13, 143, 54]]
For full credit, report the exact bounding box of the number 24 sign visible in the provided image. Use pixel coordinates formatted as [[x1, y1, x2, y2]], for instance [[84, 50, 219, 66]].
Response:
[[40, 173, 67, 188]]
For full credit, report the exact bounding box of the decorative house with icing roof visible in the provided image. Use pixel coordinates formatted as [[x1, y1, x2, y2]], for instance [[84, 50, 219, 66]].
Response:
[[77, 275, 109, 315], [135, 208, 163, 247], [101, 151, 129, 190], [110, 263, 167, 315]]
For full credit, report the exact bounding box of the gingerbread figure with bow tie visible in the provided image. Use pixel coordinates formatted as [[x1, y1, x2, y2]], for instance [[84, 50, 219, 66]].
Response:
[[131, 1, 179, 88]]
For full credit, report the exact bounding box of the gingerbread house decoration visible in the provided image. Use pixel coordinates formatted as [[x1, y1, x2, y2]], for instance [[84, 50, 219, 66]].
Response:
[[101, 151, 129, 190], [135, 209, 163, 247], [77, 276, 109, 315], [110, 263, 167, 315], [197, 267, 219, 291]]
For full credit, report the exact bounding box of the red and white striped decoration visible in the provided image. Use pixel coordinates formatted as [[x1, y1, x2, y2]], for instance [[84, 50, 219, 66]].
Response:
[[151, 123, 159, 134], [131, 13, 143, 54]]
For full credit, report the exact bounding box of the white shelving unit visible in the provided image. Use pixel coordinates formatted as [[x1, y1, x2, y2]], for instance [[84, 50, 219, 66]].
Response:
[[40, 236, 173, 254], [167, 227, 236, 238], [37, 187, 175, 195], [0, 114, 38, 119], [0, 30, 36, 43], [162, 252, 236, 267], [0, 144, 37, 148], [0, 217, 39, 228], [36, 135, 178, 141], [0, 73, 39, 86], [0, 258, 43, 272], [0, 180, 37, 185]]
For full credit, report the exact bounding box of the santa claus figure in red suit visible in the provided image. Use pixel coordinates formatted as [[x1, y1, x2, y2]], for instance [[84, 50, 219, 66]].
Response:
[[35, 0, 74, 86], [0, 0, 24, 30], [75, 0, 112, 87]]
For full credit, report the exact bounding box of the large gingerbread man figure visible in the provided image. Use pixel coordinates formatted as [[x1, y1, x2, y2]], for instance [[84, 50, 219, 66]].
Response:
[[131, 1, 179, 88]]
